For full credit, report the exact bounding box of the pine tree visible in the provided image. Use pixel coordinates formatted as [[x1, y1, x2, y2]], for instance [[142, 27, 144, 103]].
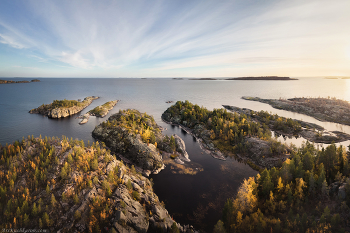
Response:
[[23, 213, 29, 226], [46, 184, 50, 195], [32, 203, 38, 216], [51, 194, 57, 207], [170, 135, 176, 152]]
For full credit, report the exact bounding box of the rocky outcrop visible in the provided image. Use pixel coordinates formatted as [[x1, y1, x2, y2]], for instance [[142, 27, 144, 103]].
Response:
[[93, 124, 164, 174], [0, 136, 196, 233], [29, 96, 99, 118], [93, 109, 193, 175], [243, 137, 288, 169], [242, 96, 350, 126], [78, 100, 119, 124], [92, 110, 165, 174], [173, 134, 190, 162], [223, 104, 350, 143]]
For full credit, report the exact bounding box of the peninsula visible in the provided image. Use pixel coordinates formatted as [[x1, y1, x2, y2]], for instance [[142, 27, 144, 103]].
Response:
[[243, 96, 350, 126], [29, 96, 99, 118], [162, 100, 291, 170]]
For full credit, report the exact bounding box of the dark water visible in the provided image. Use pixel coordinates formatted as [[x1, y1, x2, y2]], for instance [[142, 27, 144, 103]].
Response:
[[1, 77, 350, 231]]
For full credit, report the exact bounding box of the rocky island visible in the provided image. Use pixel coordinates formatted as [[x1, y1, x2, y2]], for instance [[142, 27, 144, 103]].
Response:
[[223, 105, 350, 144], [78, 100, 119, 124], [92, 109, 197, 175], [162, 101, 290, 170], [0, 135, 197, 232], [29, 96, 99, 118], [243, 96, 350, 126]]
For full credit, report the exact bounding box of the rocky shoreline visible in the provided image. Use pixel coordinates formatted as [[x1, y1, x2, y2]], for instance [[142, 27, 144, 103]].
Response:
[[29, 96, 99, 118], [242, 96, 350, 126], [161, 117, 226, 161]]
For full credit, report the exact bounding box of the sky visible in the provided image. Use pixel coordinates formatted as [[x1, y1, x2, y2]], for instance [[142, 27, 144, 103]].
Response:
[[0, 0, 349, 78]]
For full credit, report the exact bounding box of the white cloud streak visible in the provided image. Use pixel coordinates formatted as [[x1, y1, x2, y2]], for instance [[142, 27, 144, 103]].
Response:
[[0, 0, 349, 76]]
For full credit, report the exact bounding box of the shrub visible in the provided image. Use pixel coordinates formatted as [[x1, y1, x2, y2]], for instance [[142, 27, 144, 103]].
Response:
[[132, 191, 140, 201]]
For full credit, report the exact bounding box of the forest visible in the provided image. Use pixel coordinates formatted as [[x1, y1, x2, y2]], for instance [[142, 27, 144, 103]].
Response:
[[0, 135, 123, 230], [214, 142, 350, 233]]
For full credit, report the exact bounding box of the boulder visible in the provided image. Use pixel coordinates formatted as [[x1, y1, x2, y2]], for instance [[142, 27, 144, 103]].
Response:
[[173, 134, 190, 162]]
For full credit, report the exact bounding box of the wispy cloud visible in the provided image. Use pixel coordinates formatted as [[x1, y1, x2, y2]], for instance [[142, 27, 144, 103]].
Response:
[[0, 0, 349, 77], [0, 33, 26, 49]]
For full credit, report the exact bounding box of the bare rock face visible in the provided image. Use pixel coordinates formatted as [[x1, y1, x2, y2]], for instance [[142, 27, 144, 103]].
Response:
[[244, 137, 288, 169], [173, 134, 190, 162]]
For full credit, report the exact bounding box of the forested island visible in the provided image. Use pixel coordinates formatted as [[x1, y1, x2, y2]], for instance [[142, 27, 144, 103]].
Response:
[[0, 79, 40, 84], [29, 96, 99, 119], [243, 96, 350, 126]]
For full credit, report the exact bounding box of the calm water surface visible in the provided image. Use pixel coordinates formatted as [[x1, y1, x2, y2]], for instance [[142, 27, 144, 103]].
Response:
[[1, 77, 350, 231]]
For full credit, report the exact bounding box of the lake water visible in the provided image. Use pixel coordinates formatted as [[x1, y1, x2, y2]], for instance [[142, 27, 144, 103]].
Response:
[[1, 77, 350, 231]]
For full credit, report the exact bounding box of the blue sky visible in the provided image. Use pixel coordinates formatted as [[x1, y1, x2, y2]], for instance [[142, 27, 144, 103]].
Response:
[[0, 0, 349, 78]]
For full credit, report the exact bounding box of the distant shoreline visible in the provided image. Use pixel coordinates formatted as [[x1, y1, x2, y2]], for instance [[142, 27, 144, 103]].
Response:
[[188, 76, 297, 81], [0, 79, 40, 84], [226, 76, 297, 80]]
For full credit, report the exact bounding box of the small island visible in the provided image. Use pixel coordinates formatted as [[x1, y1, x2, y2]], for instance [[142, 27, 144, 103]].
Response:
[[243, 96, 350, 126], [226, 76, 297, 80], [0, 79, 40, 84], [78, 100, 119, 124], [29, 96, 99, 118]]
